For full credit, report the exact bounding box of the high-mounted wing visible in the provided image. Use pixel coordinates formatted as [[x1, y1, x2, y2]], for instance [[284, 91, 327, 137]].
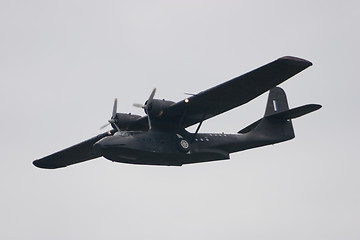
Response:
[[33, 131, 114, 169], [141, 56, 312, 129]]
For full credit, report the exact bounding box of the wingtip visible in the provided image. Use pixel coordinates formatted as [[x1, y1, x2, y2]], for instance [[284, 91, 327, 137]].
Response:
[[278, 56, 313, 68], [312, 104, 322, 111], [33, 159, 42, 168], [33, 159, 64, 169]]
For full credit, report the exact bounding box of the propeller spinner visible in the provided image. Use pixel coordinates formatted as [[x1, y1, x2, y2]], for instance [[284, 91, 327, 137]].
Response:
[[133, 88, 156, 130], [100, 98, 120, 131]]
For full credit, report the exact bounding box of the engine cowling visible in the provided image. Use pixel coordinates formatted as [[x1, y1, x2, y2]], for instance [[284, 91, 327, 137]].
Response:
[[113, 113, 142, 130], [145, 99, 175, 117]]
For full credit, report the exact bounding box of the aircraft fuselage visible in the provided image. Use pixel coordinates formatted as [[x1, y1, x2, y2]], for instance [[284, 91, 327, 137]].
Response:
[[33, 57, 321, 169], [93, 129, 291, 166]]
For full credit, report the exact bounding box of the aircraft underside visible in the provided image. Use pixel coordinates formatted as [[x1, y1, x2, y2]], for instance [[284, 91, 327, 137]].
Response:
[[96, 141, 231, 166], [94, 130, 292, 166]]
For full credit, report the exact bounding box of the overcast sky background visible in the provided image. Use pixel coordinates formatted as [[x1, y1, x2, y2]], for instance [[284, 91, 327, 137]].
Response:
[[1, 1, 359, 239]]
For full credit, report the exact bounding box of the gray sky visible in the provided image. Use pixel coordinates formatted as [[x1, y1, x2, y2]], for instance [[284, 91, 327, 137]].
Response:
[[1, 1, 359, 239]]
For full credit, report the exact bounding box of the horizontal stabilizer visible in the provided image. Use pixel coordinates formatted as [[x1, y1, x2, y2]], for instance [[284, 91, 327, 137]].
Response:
[[269, 104, 322, 120], [238, 104, 321, 134]]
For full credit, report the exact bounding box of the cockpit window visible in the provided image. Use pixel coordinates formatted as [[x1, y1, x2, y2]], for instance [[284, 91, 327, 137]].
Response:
[[114, 131, 144, 137], [114, 131, 130, 137]]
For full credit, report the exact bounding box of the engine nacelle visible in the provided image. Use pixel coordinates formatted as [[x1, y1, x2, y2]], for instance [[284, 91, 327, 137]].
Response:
[[145, 99, 175, 117], [113, 113, 142, 130]]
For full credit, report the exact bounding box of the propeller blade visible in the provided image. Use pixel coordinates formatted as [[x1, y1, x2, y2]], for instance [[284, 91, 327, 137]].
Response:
[[147, 114, 152, 130], [112, 98, 118, 119], [100, 122, 110, 130], [132, 88, 157, 131], [100, 98, 119, 130], [147, 88, 156, 105], [146, 88, 156, 130], [133, 103, 145, 108]]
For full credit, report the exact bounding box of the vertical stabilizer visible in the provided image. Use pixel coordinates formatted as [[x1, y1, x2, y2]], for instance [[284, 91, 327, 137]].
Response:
[[238, 87, 295, 142], [261, 87, 295, 140], [264, 87, 289, 117]]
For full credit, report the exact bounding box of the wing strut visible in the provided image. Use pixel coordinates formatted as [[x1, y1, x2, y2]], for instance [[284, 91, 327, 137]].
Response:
[[191, 120, 204, 142]]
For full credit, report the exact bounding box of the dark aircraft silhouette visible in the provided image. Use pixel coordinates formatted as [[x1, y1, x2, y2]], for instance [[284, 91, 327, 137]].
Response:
[[33, 56, 321, 169]]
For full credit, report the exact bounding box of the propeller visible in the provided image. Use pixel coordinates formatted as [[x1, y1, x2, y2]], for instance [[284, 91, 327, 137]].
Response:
[[100, 98, 120, 131], [133, 88, 156, 130]]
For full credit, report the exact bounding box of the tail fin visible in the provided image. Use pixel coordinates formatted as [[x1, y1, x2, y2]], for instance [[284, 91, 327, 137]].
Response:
[[238, 87, 321, 135], [264, 87, 290, 117]]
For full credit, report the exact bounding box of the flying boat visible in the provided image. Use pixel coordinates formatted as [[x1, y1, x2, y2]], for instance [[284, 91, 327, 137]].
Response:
[[33, 56, 321, 169]]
